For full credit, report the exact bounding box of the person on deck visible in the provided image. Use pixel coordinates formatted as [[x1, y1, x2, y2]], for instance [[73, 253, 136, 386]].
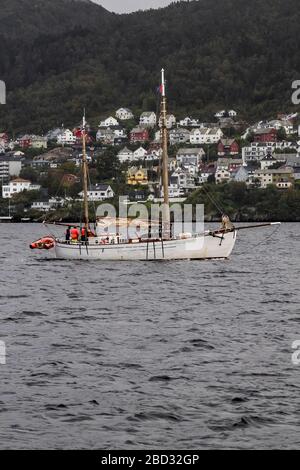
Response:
[[81, 227, 87, 242], [65, 227, 70, 243], [70, 226, 79, 243]]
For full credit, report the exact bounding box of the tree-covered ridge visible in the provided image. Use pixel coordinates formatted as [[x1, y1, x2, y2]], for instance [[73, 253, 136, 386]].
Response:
[[0, 0, 300, 132]]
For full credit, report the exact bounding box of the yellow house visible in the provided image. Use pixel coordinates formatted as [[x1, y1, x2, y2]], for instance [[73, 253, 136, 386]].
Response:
[[31, 136, 48, 149], [127, 166, 148, 186]]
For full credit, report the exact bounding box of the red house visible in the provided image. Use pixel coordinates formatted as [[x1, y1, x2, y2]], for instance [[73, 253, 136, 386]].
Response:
[[0, 132, 8, 144], [218, 138, 239, 156], [254, 128, 277, 143], [18, 135, 32, 148], [73, 128, 93, 145], [130, 127, 149, 143]]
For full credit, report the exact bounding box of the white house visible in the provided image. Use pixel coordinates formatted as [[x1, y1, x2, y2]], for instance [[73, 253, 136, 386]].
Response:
[[215, 110, 237, 118], [79, 184, 114, 202], [2, 178, 41, 198], [169, 128, 190, 145], [116, 108, 134, 120], [0, 157, 22, 179], [266, 119, 295, 135], [179, 117, 200, 127], [170, 167, 196, 191], [190, 127, 223, 145], [145, 149, 160, 161], [260, 153, 277, 170], [31, 201, 51, 212], [176, 148, 205, 166], [242, 141, 296, 162], [47, 128, 64, 141], [96, 128, 115, 145], [99, 116, 119, 128], [117, 147, 134, 163], [133, 146, 148, 160], [57, 129, 76, 146], [159, 114, 176, 129], [215, 158, 243, 184], [139, 112, 157, 128], [113, 127, 127, 138], [215, 168, 231, 184]]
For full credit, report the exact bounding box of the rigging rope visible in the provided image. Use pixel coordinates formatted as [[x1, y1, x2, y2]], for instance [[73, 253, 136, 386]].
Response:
[[201, 184, 225, 215]]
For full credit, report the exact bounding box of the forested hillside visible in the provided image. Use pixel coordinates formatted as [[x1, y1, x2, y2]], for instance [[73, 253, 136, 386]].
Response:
[[0, 0, 300, 132]]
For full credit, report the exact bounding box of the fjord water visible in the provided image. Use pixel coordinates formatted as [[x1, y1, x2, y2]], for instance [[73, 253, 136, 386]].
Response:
[[0, 223, 299, 450]]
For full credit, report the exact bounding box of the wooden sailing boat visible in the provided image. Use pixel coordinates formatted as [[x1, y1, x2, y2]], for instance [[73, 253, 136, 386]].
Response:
[[31, 69, 279, 260]]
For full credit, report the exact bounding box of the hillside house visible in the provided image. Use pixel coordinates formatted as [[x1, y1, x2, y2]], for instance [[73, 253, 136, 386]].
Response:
[[79, 184, 114, 202], [116, 108, 134, 120], [2, 178, 41, 198], [254, 168, 294, 189], [99, 116, 119, 128], [179, 117, 200, 127], [190, 128, 223, 145], [215, 110, 237, 118], [133, 147, 148, 160], [242, 141, 296, 162], [139, 112, 157, 128], [127, 167, 148, 186], [169, 128, 190, 145], [57, 129, 76, 146], [31, 136, 48, 149], [254, 128, 277, 143], [117, 147, 134, 163], [218, 139, 239, 157], [260, 153, 277, 170], [176, 148, 205, 166], [159, 114, 176, 129], [0, 157, 22, 179], [130, 127, 149, 143]]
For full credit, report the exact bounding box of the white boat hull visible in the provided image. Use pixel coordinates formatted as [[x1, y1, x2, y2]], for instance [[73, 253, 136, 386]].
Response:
[[54, 231, 237, 261]]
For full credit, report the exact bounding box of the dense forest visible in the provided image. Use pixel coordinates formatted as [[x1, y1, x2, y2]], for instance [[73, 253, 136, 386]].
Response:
[[0, 0, 300, 133]]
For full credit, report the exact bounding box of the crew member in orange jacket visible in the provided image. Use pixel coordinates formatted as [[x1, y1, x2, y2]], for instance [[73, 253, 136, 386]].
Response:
[[70, 226, 79, 243], [81, 227, 87, 242]]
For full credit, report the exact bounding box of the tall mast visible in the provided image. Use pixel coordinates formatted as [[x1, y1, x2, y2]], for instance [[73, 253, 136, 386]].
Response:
[[82, 112, 89, 231], [160, 68, 170, 236]]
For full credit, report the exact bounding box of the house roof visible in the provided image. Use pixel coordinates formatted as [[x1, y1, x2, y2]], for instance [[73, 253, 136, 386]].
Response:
[[177, 148, 204, 155], [86, 184, 112, 192], [275, 154, 300, 166], [10, 178, 31, 183], [140, 112, 155, 117], [261, 153, 276, 161], [255, 168, 293, 175], [170, 128, 190, 134], [0, 156, 23, 162], [131, 127, 148, 133], [254, 128, 277, 135], [128, 167, 148, 176], [117, 108, 132, 113], [118, 147, 133, 154], [219, 138, 236, 146]]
